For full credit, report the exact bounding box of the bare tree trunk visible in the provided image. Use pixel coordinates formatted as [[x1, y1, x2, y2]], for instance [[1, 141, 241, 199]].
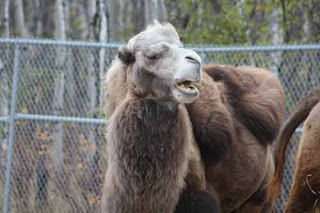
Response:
[[1, 0, 10, 147], [304, 0, 320, 42], [61, 0, 69, 39], [81, 1, 107, 211], [3, 0, 10, 37], [87, 49, 97, 138], [52, 0, 66, 172], [87, 0, 98, 116], [34, 0, 42, 37], [1, 0, 10, 116], [86, 0, 98, 167], [158, 0, 168, 22], [79, 0, 90, 40], [81, 1, 101, 211], [84, 0, 98, 40], [39, 0, 54, 38], [98, 0, 108, 105], [144, 0, 167, 25], [131, 0, 145, 35], [279, 0, 289, 43], [145, 0, 157, 25], [14, 0, 29, 37], [55, 0, 66, 41], [270, 6, 283, 76], [241, 0, 257, 66], [304, 0, 320, 89], [33, 0, 66, 210], [0, 58, 7, 118], [25, 0, 34, 36], [303, 17, 310, 42], [64, 0, 77, 112], [0, 0, 10, 170], [119, 0, 128, 40], [108, 0, 120, 41], [65, 52, 75, 114], [237, 0, 245, 18], [270, 9, 283, 45]]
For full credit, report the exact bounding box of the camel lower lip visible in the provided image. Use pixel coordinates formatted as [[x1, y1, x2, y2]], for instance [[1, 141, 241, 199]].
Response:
[[175, 82, 199, 95]]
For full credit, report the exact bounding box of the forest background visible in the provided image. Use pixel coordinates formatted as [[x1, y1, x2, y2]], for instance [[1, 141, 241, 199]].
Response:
[[1, 0, 320, 45], [0, 1, 319, 212]]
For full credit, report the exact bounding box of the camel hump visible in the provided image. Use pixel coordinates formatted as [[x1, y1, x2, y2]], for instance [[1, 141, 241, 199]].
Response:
[[267, 87, 320, 203], [202, 64, 285, 145]]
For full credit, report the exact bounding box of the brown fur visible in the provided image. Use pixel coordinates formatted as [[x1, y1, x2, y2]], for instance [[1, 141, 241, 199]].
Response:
[[100, 21, 220, 213], [189, 64, 284, 212], [202, 65, 285, 145], [104, 62, 285, 212], [102, 63, 216, 213], [285, 102, 320, 212], [101, 90, 192, 213], [185, 71, 235, 163], [267, 87, 320, 211]]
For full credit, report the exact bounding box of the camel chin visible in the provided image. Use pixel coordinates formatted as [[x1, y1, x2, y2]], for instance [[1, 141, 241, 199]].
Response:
[[173, 80, 200, 104]]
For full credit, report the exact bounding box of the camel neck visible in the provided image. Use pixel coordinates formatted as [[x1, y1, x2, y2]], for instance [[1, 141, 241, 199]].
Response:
[[130, 84, 178, 109], [110, 97, 186, 182], [135, 98, 179, 121]]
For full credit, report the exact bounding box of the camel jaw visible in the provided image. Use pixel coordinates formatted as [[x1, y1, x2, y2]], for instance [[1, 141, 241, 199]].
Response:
[[172, 79, 200, 104]]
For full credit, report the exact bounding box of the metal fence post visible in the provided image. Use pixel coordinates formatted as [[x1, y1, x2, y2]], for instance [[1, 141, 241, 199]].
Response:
[[200, 48, 207, 64], [2, 45, 21, 213]]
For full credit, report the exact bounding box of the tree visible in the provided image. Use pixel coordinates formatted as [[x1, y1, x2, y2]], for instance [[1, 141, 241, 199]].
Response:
[[14, 0, 29, 37], [3, 0, 10, 37], [52, 0, 66, 172], [1, 0, 10, 119], [98, 0, 108, 105], [108, 0, 120, 41], [145, 0, 168, 25], [0, 0, 10, 180]]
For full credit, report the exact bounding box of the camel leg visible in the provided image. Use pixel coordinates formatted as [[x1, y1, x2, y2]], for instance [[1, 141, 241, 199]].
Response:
[[234, 149, 275, 213], [237, 187, 268, 212], [235, 200, 273, 213], [232, 189, 272, 213], [175, 189, 221, 213], [236, 167, 274, 213]]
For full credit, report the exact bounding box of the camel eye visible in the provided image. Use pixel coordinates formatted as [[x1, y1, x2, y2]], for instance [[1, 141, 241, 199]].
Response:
[[147, 53, 159, 60]]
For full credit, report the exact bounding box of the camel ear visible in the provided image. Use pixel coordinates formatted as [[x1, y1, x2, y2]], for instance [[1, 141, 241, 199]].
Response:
[[118, 47, 135, 65]]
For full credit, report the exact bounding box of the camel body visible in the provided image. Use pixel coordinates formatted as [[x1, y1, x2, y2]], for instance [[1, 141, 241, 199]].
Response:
[[104, 62, 285, 212], [188, 65, 284, 212], [268, 87, 320, 212], [101, 21, 221, 213]]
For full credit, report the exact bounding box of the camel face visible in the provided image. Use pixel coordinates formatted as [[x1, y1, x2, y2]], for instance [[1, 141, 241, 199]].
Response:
[[122, 22, 202, 104]]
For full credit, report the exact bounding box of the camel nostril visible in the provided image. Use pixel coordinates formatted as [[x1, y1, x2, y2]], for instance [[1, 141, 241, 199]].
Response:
[[185, 56, 199, 64]]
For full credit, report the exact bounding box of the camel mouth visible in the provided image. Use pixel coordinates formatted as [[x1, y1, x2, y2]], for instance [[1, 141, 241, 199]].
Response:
[[175, 80, 198, 94], [173, 79, 200, 103]]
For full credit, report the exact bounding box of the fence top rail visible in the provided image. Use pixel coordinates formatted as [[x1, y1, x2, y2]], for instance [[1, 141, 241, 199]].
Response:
[[189, 44, 320, 52], [15, 114, 108, 124], [0, 38, 123, 49], [0, 38, 320, 52], [0, 114, 304, 134]]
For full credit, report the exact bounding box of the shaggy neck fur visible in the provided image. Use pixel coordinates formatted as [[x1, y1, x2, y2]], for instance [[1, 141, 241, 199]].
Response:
[[101, 85, 191, 213]]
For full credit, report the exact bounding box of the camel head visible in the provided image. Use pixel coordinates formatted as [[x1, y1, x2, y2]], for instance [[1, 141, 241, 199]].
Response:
[[118, 21, 202, 104]]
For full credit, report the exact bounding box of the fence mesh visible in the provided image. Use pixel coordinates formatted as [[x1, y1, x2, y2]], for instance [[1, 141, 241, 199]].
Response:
[[0, 39, 319, 213]]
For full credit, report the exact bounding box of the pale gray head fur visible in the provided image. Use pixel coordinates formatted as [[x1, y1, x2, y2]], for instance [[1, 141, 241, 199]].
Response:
[[118, 20, 202, 104]]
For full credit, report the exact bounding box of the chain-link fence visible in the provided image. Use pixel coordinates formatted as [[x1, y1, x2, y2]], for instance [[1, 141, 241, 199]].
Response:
[[0, 38, 319, 213]]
